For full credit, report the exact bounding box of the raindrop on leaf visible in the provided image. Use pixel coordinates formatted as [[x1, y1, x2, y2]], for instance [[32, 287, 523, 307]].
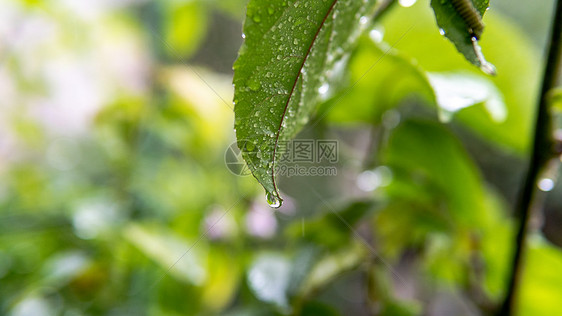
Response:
[[266, 192, 282, 208]]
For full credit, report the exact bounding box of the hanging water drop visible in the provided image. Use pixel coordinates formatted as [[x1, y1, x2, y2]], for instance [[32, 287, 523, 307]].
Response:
[[266, 192, 282, 208]]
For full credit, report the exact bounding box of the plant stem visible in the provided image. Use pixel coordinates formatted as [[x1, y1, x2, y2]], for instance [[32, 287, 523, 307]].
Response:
[[499, 1, 562, 315]]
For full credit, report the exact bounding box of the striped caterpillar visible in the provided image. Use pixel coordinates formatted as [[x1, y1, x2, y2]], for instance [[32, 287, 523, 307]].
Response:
[[451, 0, 485, 39]]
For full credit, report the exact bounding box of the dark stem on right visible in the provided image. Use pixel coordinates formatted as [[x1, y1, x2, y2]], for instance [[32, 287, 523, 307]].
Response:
[[498, 1, 562, 315]]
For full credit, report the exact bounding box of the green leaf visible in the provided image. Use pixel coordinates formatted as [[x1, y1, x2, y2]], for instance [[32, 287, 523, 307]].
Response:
[[430, 0, 496, 74], [322, 36, 436, 124], [518, 237, 562, 316], [548, 87, 562, 113], [247, 252, 292, 308], [297, 241, 367, 296], [123, 223, 207, 285], [300, 301, 341, 316], [379, 2, 540, 153], [382, 120, 487, 226], [428, 72, 506, 123], [286, 199, 375, 249], [162, 1, 207, 58], [233, 0, 379, 205]]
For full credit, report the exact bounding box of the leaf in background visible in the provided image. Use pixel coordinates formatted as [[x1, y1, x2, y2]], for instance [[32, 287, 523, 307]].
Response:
[[297, 241, 366, 297], [322, 36, 436, 124], [382, 120, 487, 226], [379, 2, 540, 153], [247, 252, 292, 308], [162, 1, 207, 58], [428, 72, 506, 123], [123, 223, 207, 285], [430, 0, 496, 74], [300, 301, 342, 316], [377, 119, 513, 293], [285, 199, 375, 249], [548, 87, 562, 113], [233, 0, 379, 205], [518, 237, 562, 316]]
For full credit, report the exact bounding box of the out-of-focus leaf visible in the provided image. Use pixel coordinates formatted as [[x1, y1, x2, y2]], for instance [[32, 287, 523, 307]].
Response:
[[378, 119, 513, 295], [548, 87, 562, 113], [380, 2, 540, 153], [201, 247, 241, 312], [40, 251, 90, 287], [300, 301, 341, 316], [430, 0, 495, 74], [287, 246, 322, 298], [379, 300, 421, 316], [162, 1, 207, 58], [286, 200, 375, 249], [518, 237, 562, 316], [322, 37, 436, 124], [382, 120, 486, 226], [233, 0, 380, 204], [222, 306, 283, 316], [161, 66, 233, 151], [123, 223, 207, 285], [428, 72, 505, 123], [247, 252, 292, 308], [298, 241, 366, 297]]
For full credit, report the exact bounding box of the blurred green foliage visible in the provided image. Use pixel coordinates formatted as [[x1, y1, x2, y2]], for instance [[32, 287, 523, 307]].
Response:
[[0, 0, 561, 316]]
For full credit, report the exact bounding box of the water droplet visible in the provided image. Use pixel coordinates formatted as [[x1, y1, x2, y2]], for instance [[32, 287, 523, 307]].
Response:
[[369, 27, 384, 43], [439, 28, 445, 35], [359, 16, 368, 25], [241, 33, 246, 39], [318, 83, 330, 95], [247, 77, 260, 91], [538, 178, 555, 192], [399, 0, 417, 7], [266, 192, 282, 208], [245, 142, 256, 152]]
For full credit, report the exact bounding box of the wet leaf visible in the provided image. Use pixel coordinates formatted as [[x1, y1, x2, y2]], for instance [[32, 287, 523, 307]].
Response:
[[233, 0, 379, 204], [430, 0, 496, 74]]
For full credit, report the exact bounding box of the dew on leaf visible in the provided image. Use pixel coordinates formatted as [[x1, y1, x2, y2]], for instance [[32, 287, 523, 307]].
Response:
[[266, 192, 282, 208], [247, 78, 261, 91], [245, 142, 256, 152]]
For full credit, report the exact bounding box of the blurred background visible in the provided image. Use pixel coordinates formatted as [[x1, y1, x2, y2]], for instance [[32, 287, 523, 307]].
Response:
[[0, 0, 561, 315]]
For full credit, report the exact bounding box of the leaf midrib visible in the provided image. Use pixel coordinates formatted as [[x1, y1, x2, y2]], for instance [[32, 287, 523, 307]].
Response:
[[270, 0, 339, 195]]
